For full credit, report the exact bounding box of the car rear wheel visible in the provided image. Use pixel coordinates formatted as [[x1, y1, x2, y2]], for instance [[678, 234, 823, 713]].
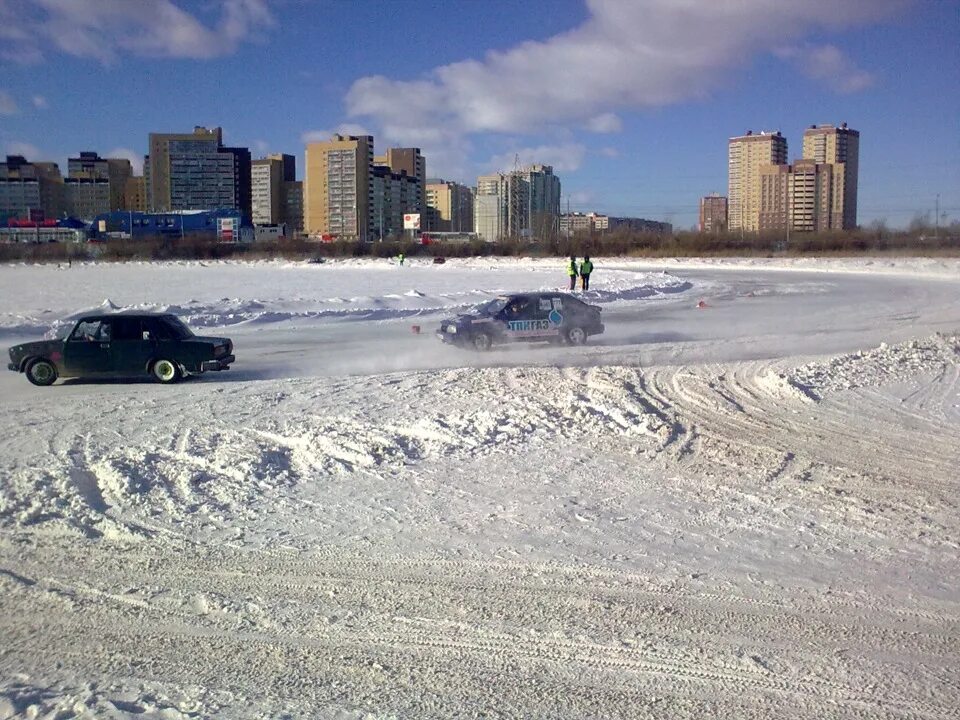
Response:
[[151, 358, 181, 384], [472, 332, 493, 352], [566, 326, 587, 346], [26, 358, 57, 386]]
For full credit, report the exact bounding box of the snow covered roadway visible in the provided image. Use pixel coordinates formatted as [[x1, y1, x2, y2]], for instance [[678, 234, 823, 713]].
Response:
[[1, 257, 959, 719]]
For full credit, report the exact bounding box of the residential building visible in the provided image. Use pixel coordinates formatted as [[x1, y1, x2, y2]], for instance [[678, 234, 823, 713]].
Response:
[[252, 157, 284, 225], [0, 155, 64, 220], [759, 160, 834, 233], [728, 130, 788, 232], [268, 153, 296, 182], [282, 181, 303, 235], [560, 212, 603, 234], [146, 126, 250, 219], [304, 134, 373, 239], [758, 164, 790, 232], [124, 176, 147, 212], [802, 123, 859, 229], [699, 194, 728, 233], [63, 178, 110, 219], [474, 165, 561, 241], [607, 216, 672, 234], [375, 148, 425, 212], [66, 151, 135, 215], [425, 179, 474, 232]]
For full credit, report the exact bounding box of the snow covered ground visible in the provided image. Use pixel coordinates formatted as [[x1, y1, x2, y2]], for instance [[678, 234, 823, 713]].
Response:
[[1, 257, 959, 719]]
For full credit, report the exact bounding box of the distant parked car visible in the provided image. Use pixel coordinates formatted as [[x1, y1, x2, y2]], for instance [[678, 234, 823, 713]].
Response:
[[7, 312, 234, 386], [432, 256, 446, 264], [437, 291, 604, 351]]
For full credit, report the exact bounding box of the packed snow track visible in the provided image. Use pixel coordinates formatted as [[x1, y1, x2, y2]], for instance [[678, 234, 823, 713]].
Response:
[[1, 257, 958, 719]]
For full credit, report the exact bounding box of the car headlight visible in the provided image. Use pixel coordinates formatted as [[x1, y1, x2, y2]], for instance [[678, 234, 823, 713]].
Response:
[[447, 325, 457, 334]]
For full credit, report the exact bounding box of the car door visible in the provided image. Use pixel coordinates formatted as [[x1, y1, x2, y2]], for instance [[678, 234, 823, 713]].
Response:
[[501, 296, 539, 339], [63, 319, 113, 376], [110, 317, 153, 376]]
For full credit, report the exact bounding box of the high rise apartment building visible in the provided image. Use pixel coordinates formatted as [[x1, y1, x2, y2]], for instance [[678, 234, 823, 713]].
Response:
[[426, 179, 474, 232], [474, 165, 561, 241], [0, 155, 64, 220], [699, 194, 728, 233], [252, 157, 284, 225], [304, 134, 373, 239], [802, 123, 859, 229], [146, 127, 251, 219], [728, 131, 788, 232], [375, 148, 425, 212]]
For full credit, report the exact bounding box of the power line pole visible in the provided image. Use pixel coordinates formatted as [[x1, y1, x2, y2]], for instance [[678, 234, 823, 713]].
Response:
[[935, 193, 940, 240]]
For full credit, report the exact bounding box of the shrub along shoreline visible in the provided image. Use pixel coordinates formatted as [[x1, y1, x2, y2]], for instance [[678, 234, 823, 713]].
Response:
[[1, 229, 958, 264]]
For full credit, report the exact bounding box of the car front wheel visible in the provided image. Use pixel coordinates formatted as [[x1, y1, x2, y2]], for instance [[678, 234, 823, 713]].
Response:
[[472, 332, 493, 352], [26, 358, 58, 386], [151, 358, 181, 384], [566, 326, 587, 346]]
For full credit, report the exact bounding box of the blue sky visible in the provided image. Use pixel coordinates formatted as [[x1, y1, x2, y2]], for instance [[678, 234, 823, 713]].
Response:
[[0, 0, 957, 229]]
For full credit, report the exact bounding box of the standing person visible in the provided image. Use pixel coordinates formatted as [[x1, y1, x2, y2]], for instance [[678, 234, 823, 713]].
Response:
[[398, 252, 405, 266], [580, 256, 594, 291], [567, 256, 579, 290]]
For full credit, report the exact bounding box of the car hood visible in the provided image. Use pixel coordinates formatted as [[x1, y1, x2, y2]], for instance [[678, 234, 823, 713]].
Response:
[[8, 339, 63, 360]]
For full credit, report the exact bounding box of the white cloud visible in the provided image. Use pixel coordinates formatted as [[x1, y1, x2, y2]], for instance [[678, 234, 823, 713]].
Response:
[[599, 147, 619, 158], [5, 141, 42, 159], [301, 124, 371, 144], [344, 0, 905, 180], [586, 113, 622, 134], [0, 90, 18, 115], [107, 147, 144, 175], [776, 44, 876, 94], [1, 0, 274, 64], [487, 144, 587, 174], [31, 94, 48, 109]]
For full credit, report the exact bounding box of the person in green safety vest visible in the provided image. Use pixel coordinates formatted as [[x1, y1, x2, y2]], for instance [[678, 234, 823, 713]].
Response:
[[579, 256, 594, 291], [566, 256, 578, 290], [398, 253, 405, 266]]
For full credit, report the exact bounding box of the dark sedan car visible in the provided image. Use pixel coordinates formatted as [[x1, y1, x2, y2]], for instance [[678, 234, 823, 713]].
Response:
[[7, 312, 234, 386], [437, 292, 604, 351]]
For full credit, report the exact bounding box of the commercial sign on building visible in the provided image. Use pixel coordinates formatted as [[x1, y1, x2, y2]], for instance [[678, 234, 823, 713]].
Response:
[[403, 213, 421, 230], [218, 217, 235, 241]]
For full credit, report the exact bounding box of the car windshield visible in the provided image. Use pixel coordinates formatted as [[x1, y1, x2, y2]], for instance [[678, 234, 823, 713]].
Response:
[[158, 316, 194, 339], [474, 297, 511, 315]]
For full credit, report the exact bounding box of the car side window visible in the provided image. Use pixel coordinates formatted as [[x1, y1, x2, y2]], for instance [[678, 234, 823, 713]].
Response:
[[70, 320, 109, 342], [111, 318, 141, 342], [145, 319, 172, 340], [505, 297, 531, 318]]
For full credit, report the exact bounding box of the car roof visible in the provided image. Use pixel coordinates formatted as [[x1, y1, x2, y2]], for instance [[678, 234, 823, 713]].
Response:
[[75, 312, 178, 322]]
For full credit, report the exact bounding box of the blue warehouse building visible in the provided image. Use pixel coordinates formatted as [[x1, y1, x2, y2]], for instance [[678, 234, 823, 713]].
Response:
[[89, 208, 249, 240]]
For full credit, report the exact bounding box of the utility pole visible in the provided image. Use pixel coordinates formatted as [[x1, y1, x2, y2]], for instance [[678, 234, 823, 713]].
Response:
[[935, 193, 940, 240]]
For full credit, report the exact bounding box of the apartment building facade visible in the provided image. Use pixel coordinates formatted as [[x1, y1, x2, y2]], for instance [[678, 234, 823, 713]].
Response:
[[474, 165, 561, 241], [425, 179, 474, 232], [699, 194, 728, 233], [0, 155, 65, 220], [146, 127, 251, 219], [728, 130, 788, 232], [802, 123, 859, 229], [304, 134, 374, 239]]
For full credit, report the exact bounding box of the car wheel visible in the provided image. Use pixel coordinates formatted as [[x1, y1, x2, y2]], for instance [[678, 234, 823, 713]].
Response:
[[26, 358, 58, 386], [566, 326, 587, 346], [472, 332, 493, 352], [151, 358, 181, 384]]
